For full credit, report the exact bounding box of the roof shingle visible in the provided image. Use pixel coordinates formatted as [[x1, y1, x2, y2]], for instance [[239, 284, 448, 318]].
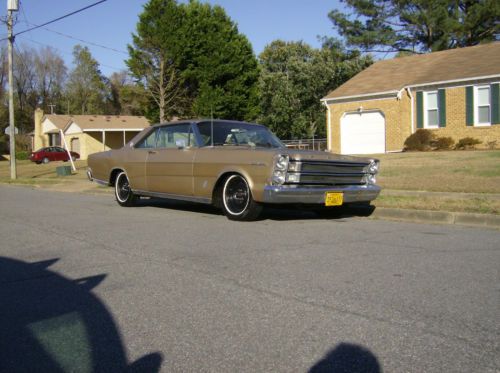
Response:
[[43, 114, 150, 131], [324, 42, 500, 100]]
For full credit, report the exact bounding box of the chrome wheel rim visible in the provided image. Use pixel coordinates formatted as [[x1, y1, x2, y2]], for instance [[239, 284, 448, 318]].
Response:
[[116, 173, 131, 202], [223, 175, 250, 215]]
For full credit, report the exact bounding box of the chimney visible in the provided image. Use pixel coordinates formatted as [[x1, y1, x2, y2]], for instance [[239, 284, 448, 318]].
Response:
[[34, 108, 45, 150]]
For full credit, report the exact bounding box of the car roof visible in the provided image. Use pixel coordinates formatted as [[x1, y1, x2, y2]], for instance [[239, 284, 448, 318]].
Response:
[[150, 119, 266, 128]]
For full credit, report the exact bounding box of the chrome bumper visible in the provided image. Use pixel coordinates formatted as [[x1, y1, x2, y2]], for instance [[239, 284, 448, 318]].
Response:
[[262, 184, 381, 204]]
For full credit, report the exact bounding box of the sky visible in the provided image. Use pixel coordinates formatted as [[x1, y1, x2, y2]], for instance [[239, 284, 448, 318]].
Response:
[[1, 0, 344, 76]]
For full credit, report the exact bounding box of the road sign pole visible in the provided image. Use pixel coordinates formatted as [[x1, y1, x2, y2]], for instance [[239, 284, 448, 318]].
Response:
[[7, 3, 17, 179]]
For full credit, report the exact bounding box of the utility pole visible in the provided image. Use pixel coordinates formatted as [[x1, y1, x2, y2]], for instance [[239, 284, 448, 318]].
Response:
[[7, 0, 18, 179]]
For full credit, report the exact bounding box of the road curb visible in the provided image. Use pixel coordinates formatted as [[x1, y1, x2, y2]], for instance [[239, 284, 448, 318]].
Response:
[[370, 207, 500, 229]]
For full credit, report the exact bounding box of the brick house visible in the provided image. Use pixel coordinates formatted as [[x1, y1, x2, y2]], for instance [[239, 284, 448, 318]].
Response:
[[32, 109, 150, 160], [322, 42, 500, 154]]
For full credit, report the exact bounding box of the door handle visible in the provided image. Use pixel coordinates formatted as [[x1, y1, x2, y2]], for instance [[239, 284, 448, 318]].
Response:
[[148, 150, 157, 154]]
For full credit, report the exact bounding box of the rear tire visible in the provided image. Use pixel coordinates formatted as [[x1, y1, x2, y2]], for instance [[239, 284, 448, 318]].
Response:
[[114, 171, 137, 207], [221, 174, 262, 221]]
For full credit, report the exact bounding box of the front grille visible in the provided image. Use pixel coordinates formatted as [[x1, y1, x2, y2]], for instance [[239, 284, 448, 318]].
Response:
[[287, 159, 368, 186]]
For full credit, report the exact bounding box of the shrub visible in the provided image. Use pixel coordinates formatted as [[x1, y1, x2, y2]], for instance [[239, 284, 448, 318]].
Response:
[[404, 129, 435, 151], [455, 137, 482, 150], [433, 137, 455, 150], [486, 140, 497, 150], [15, 151, 29, 160]]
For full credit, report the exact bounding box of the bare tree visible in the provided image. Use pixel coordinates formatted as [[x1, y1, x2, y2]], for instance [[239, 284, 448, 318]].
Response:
[[33, 46, 67, 113]]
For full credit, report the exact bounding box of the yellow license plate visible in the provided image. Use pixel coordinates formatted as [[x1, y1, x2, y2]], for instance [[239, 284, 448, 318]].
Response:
[[325, 192, 343, 206]]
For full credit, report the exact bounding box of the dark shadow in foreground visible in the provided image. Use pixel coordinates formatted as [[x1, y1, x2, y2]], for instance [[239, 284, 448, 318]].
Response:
[[309, 343, 381, 373], [134, 197, 375, 221], [0, 256, 162, 372]]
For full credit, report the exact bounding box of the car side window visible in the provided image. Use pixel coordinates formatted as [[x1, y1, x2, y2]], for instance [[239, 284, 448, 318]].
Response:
[[135, 129, 158, 149], [156, 124, 195, 148]]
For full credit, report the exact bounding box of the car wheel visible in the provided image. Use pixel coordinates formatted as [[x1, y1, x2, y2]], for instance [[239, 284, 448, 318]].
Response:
[[114, 171, 137, 207], [71, 156, 76, 162], [42, 157, 49, 164], [221, 174, 262, 221]]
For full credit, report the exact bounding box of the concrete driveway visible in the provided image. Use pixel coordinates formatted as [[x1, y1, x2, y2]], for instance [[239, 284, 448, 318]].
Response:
[[0, 185, 498, 372]]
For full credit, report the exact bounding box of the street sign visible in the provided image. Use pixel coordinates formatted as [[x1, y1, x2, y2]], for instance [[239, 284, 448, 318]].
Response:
[[4, 126, 18, 135]]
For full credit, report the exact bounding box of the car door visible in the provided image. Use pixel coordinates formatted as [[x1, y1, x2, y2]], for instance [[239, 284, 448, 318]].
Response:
[[55, 147, 67, 161], [146, 124, 197, 196], [126, 127, 158, 191], [47, 147, 57, 161]]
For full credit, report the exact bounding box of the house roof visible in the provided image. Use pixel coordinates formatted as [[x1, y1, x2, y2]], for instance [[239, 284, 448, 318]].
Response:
[[42, 114, 150, 132], [66, 115, 150, 131], [324, 42, 500, 101], [42, 115, 74, 130]]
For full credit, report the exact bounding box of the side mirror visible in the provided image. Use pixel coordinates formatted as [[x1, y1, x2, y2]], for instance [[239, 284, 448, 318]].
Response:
[[175, 139, 187, 148]]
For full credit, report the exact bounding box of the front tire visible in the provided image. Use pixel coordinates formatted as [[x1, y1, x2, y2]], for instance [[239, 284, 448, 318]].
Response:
[[115, 171, 137, 207], [42, 157, 49, 164], [221, 174, 262, 221]]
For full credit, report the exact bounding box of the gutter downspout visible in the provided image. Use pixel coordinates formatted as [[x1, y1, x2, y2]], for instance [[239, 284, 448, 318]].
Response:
[[406, 87, 415, 134], [322, 100, 332, 152]]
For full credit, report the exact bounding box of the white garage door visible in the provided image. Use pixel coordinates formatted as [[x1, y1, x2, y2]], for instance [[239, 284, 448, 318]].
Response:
[[340, 111, 386, 154]]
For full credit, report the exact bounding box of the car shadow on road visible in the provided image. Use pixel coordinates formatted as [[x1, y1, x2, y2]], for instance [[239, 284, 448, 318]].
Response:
[[0, 256, 162, 372], [135, 197, 376, 221], [309, 342, 381, 373]]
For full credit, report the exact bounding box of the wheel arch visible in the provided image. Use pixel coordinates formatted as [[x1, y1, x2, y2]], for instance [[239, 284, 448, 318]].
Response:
[[212, 170, 256, 208], [109, 168, 126, 186]]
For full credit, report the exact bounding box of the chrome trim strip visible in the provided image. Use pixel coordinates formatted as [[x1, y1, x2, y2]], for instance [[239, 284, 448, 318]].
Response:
[[290, 160, 369, 167], [293, 171, 366, 177], [263, 184, 381, 204], [133, 189, 212, 205], [93, 178, 109, 186]]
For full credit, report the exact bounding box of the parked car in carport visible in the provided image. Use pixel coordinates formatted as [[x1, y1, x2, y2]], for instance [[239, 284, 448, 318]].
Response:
[[30, 147, 80, 164]]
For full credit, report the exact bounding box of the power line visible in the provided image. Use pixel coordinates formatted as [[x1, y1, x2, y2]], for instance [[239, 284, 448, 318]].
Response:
[[20, 21, 128, 55], [18, 36, 126, 73], [0, 0, 108, 41]]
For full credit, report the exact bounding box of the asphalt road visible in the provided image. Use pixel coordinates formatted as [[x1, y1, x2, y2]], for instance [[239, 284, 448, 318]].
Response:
[[1, 185, 499, 372]]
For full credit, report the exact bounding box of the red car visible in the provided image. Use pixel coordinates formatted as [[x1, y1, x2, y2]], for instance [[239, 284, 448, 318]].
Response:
[[29, 147, 80, 164]]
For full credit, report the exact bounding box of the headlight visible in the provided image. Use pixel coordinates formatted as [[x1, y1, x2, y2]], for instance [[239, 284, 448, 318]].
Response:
[[275, 155, 289, 171], [272, 154, 289, 185], [367, 160, 379, 174], [272, 171, 286, 184], [365, 174, 376, 184]]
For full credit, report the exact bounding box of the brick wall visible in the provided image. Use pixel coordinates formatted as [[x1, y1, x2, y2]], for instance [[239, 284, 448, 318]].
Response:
[[326, 91, 412, 153], [326, 84, 500, 153], [414, 85, 500, 148]]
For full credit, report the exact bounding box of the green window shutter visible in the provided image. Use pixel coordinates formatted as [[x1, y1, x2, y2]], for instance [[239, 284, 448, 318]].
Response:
[[438, 89, 446, 127], [416, 91, 423, 129], [466, 86, 474, 126], [491, 83, 500, 125]]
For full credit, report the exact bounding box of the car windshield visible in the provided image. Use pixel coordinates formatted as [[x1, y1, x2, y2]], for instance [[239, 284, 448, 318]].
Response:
[[197, 121, 284, 148]]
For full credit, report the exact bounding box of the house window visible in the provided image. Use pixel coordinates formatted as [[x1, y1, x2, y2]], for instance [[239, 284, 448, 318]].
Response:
[[475, 85, 491, 126], [424, 91, 439, 128]]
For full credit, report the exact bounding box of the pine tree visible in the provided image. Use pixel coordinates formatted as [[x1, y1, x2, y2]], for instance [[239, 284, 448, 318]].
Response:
[[329, 0, 500, 53]]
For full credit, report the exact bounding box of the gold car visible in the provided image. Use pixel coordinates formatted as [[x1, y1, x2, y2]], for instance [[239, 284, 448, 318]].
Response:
[[87, 120, 380, 221]]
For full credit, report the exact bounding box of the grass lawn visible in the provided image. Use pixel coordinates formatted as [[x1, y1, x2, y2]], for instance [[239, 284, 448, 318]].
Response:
[[374, 150, 500, 194], [0, 159, 90, 187], [1, 150, 499, 214]]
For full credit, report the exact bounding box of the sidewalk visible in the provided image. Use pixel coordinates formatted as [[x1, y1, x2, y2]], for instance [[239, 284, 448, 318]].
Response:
[[370, 207, 500, 229]]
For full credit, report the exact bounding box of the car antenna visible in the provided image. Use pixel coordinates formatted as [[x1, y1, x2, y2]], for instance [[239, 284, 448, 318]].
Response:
[[210, 106, 214, 147]]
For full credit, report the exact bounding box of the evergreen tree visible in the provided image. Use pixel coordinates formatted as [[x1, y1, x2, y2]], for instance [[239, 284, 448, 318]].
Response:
[[329, 0, 500, 53], [128, 0, 260, 122], [259, 40, 372, 139]]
